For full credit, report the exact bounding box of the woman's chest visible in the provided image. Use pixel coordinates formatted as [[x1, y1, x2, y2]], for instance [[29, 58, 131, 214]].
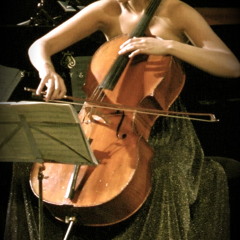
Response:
[[105, 13, 184, 42]]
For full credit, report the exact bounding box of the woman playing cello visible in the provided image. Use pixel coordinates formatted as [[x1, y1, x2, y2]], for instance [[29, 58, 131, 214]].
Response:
[[5, 0, 240, 239]]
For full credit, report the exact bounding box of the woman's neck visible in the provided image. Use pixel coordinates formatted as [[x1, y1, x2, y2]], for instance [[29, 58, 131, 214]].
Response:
[[122, 0, 150, 13]]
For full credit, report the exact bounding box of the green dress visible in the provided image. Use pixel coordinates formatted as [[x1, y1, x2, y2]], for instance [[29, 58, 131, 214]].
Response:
[[4, 98, 229, 240]]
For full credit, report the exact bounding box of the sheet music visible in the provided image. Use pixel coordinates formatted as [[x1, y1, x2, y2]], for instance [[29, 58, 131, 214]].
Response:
[[0, 101, 97, 164]]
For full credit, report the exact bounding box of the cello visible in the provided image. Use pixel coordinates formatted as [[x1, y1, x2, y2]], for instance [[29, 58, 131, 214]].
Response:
[[29, 0, 185, 226]]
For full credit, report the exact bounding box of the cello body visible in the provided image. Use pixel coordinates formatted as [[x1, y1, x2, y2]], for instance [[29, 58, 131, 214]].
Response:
[[30, 125, 153, 226], [30, 35, 185, 226], [30, 0, 185, 225]]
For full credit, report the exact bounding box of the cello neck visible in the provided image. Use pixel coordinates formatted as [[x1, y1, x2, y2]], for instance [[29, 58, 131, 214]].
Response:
[[99, 0, 161, 91], [130, 0, 161, 38]]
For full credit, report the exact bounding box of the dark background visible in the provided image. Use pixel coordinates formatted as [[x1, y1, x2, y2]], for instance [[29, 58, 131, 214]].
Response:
[[0, 0, 239, 239]]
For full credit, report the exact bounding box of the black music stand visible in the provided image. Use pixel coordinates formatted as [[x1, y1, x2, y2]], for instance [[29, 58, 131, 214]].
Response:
[[0, 101, 97, 240], [57, 1, 85, 12]]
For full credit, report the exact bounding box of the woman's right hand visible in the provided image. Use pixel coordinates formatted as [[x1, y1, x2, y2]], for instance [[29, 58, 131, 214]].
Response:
[[36, 63, 67, 101]]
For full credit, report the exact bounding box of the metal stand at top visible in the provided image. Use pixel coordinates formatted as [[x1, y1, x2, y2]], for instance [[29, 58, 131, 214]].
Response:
[[17, 0, 57, 26]]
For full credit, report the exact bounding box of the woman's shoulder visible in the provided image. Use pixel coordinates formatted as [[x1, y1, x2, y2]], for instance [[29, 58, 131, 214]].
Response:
[[161, 0, 204, 28], [86, 0, 121, 17], [161, 0, 193, 14], [92, 0, 120, 9]]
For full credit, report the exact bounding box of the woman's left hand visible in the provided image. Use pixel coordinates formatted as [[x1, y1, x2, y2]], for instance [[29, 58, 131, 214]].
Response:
[[118, 36, 170, 58]]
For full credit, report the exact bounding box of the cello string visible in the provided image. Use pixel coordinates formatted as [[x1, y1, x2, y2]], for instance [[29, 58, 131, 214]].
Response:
[[90, 87, 106, 103]]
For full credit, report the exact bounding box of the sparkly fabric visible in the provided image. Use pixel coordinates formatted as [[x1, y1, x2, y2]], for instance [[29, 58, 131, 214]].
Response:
[[4, 99, 230, 240]]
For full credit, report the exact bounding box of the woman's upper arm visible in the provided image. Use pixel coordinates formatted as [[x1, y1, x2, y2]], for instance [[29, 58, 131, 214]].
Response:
[[175, 2, 231, 52], [37, 1, 112, 55]]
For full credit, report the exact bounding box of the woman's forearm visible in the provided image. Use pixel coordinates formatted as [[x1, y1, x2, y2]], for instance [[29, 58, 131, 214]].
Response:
[[167, 40, 240, 78], [28, 39, 56, 75]]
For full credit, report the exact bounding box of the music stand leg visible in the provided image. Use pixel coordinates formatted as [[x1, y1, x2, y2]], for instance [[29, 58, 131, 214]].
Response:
[[63, 217, 76, 240], [38, 165, 45, 240]]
